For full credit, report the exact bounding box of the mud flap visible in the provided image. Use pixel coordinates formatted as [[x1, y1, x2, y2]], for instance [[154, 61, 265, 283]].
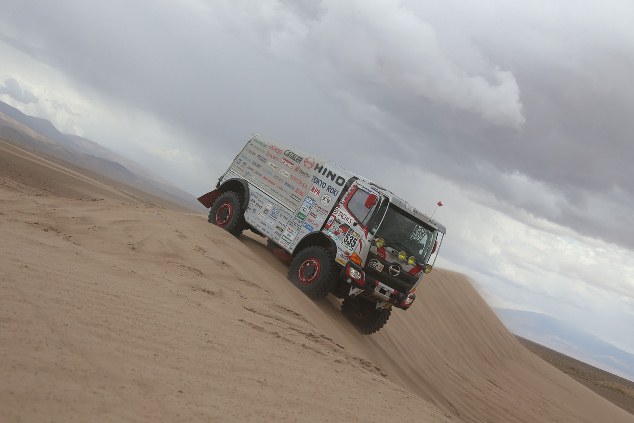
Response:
[[197, 189, 221, 208]]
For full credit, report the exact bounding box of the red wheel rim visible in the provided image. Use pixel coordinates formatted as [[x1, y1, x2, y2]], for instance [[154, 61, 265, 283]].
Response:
[[298, 258, 321, 285], [215, 202, 233, 227]]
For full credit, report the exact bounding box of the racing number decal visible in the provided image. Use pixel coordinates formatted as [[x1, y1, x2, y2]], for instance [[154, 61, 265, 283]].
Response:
[[343, 231, 358, 250]]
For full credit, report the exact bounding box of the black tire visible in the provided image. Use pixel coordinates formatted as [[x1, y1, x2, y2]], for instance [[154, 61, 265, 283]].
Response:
[[208, 191, 246, 236], [341, 296, 391, 334], [288, 246, 336, 298]]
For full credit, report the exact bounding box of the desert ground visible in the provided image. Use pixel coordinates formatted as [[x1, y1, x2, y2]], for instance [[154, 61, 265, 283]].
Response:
[[2, 139, 633, 422]]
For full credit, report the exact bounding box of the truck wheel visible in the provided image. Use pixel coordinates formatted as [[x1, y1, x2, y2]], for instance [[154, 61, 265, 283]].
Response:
[[288, 246, 336, 298], [208, 191, 246, 236], [341, 297, 391, 334]]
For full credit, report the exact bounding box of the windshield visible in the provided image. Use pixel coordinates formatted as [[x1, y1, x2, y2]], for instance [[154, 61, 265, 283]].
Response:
[[375, 205, 437, 263]]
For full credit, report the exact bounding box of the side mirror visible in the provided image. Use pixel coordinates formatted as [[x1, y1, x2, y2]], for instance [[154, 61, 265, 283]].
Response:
[[365, 194, 378, 209]]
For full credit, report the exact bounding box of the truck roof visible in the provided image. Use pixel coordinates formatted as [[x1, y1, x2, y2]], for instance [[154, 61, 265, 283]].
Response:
[[363, 182, 447, 234]]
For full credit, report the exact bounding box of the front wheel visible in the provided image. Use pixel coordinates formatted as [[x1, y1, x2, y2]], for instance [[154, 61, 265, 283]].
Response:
[[341, 297, 391, 334], [288, 246, 336, 298], [208, 191, 246, 236]]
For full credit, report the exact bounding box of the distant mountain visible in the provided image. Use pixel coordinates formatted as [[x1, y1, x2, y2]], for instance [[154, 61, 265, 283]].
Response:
[[495, 308, 634, 382], [0, 100, 202, 211]]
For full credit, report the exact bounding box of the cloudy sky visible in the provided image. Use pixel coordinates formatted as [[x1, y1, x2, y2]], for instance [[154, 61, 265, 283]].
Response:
[[1, 1, 633, 353]]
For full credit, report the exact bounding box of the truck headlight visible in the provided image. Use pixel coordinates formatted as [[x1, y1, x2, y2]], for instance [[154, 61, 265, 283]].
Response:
[[423, 264, 432, 274], [398, 251, 407, 262], [348, 267, 363, 280], [375, 238, 385, 248], [407, 256, 416, 266]]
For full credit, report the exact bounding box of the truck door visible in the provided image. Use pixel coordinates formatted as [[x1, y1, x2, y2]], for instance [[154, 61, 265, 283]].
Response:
[[324, 181, 381, 266]]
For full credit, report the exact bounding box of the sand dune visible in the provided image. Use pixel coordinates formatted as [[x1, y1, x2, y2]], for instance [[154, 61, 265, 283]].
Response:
[[1, 140, 632, 422]]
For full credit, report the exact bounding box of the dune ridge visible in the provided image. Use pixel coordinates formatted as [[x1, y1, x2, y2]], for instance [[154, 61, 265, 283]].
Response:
[[1, 140, 632, 422]]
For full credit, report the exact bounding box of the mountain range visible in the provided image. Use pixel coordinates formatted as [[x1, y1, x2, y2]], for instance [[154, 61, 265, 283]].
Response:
[[0, 100, 201, 211], [495, 308, 634, 382]]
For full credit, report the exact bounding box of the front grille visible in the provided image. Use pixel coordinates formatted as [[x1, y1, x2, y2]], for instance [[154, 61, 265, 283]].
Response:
[[364, 252, 417, 293]]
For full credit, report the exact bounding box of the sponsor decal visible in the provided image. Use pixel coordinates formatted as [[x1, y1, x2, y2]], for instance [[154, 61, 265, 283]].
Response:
[[295, 188, 306, 197], [246, 148, 257, 156], [268, 161, 279, 170], [369, 259, 384, 272], [256, 154, 267, 164], [281, 157, 295, 169], [269, 145, 284, 155], [303, 196, 315, 207], [253, 138, 267, 148], [303, 222, 314, 232], [326, 185, 340, 196], [335, 208, 356, 227], [281, 225, 298, 243], [290, 194, 301, 203], [252, 160, 262, 168], [315, 205, 330, 215], [303, 157, 315, 169], [262, 175, 276, 186], [284, 150, 303, 163], [321, 194, 332, 206], [270, 207, 280, 220], [263, 203, 272, 215], [294, 167, 310, 178], [290, 174, 308, 188], [279, 169, 290, 178], [309, 211, 318, 219], [312, 176, 340, 197], [310, 186, 321, 197], [313, 163, 346, 186], [325, 215, 335, 229], [333, 223, 350, 236], [297, 204, 310, 221], [288, 219, 302, 229]]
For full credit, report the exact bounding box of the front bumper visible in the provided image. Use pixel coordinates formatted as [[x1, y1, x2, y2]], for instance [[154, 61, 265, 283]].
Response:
[[343, 263, 416, 310]]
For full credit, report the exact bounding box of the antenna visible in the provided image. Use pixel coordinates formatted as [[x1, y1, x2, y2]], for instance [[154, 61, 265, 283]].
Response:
[[431, 200, 443, 218]]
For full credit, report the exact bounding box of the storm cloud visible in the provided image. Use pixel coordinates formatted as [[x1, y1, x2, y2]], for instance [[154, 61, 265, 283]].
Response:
[[0, 77, 38, 104], [1, 0, 631, 249]]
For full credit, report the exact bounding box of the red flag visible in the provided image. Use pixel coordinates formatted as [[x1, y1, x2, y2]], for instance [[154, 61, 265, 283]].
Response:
[[437, 201, 444, 207]]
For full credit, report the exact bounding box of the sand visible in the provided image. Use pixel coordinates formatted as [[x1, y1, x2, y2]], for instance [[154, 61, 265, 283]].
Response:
[[1, 139, 633, 422]]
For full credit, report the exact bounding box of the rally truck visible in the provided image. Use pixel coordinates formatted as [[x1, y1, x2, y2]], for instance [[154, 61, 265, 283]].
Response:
[[198, 135, 446, 334]]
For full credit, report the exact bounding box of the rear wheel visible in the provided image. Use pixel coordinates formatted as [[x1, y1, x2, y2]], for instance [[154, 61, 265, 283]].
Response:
[[341, 296, 391, 334], [288, 246, 336, 298], [208, 191, 246, 236]]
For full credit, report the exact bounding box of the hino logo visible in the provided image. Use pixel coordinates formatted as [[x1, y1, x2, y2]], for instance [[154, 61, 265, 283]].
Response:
[[388, 263, 401, 277], [313, 163, 346, 186]]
